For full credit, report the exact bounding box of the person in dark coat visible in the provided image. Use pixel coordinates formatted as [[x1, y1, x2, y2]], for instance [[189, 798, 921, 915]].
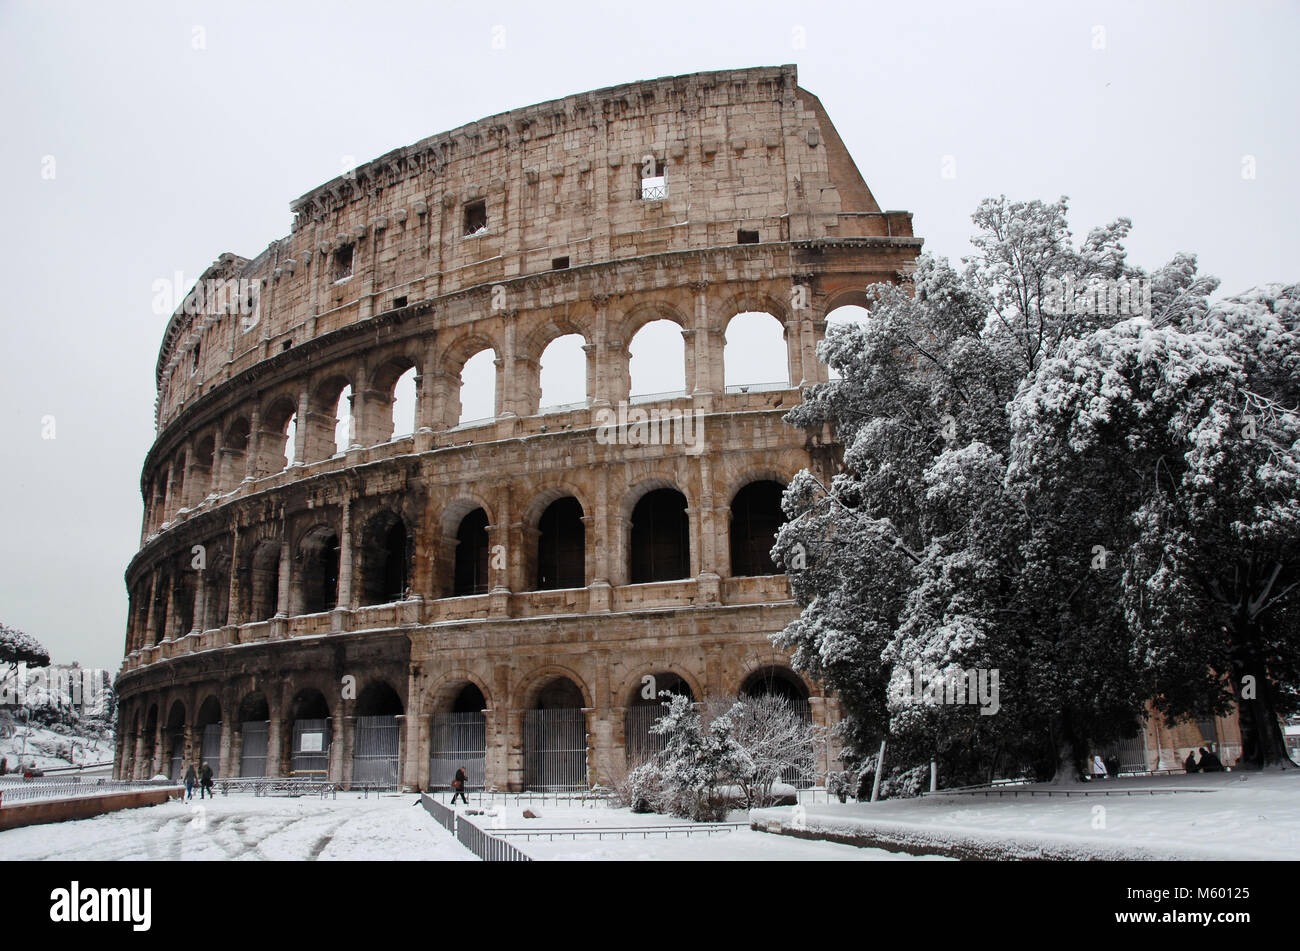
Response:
[[1183, 751, 1199, 773], [450, 766, 469, 805], [1198, 747, 1225, 772], [183, 763, 197, 800], [199, 762, 215, 799]]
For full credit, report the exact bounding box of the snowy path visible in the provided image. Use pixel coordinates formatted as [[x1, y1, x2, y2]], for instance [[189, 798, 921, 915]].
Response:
[[0, 792, 475, 861], [753, 770, 1300, 860]]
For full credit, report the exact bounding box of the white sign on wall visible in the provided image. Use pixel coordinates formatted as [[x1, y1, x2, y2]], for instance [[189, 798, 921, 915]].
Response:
[[300, 732, 324, 753]]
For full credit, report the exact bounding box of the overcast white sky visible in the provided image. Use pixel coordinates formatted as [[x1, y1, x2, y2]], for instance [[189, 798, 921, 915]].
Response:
[[1, 0, 1296, 670]]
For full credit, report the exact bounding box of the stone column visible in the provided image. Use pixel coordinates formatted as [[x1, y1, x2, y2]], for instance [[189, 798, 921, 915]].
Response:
[[243, 405, 261, 481], [333, 496, 354, 625], [292, 387, 310, 466], [142, 570, 159, 649], [276, 526, 292, 617]]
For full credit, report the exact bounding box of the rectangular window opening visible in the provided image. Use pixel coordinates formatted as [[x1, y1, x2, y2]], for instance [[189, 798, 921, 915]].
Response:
[[463, 200, 487, 236], [551, 256, 570, 270], [393, 295, 408, 309], [332, 244, 354, 282], [737, 229, 760, 245], [640, 159, 668, 201]]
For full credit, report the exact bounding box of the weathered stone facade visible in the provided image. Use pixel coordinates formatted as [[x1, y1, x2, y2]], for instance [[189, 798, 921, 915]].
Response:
[[114, 65, 923, 790]]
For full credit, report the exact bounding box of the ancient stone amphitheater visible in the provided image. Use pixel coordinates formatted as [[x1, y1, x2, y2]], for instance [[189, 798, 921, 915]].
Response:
[[114, 65, 921, 791]]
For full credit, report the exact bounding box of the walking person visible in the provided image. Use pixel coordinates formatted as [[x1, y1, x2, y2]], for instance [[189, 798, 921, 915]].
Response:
[[450, 766, 469, 805], [184, 763, 197, 801], [199, 761, 215, 799]]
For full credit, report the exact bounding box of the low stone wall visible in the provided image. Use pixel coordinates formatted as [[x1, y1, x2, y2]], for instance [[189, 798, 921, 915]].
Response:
[[0, 787, 181, 831]]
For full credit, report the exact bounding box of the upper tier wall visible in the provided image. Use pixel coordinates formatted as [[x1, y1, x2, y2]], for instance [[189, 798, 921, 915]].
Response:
[[152, 65, 909, 428]]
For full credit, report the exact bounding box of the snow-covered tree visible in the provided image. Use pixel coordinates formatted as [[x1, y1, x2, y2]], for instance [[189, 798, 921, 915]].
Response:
[[728, 693, 826, 808], [1010, 284, 1300, 768], [0, 622, 49, 677], [775, 196, 1225, 782]]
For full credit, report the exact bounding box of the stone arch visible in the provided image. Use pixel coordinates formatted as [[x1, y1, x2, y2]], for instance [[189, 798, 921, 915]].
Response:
[[165, 699, 188, 780], [309, 371, 354, 460], [296, 522, 341, 614], [258, 392, 299, 474], [244, 536, 283, 621], [287, 686, 333, 776], [518, 669, 592, 790], [722, 310, 790, 391], [426, 671, 495, 714], [222, 415, 251, 489], [192, 433, 217, 501], [728, 479, 788, 578], [370, 354, 421, 444], [625, 483, 691, 585], [622, 667, 698, 765], [358, 508, 411, 606], [439, 333, 501, 429], [427, 675, 491, 791], [352, 679, 404, 787], [235, 691, 271, 777], [195, 694, 222, 776], [523, 485, 590, 592], [514, 665, 594, 711]]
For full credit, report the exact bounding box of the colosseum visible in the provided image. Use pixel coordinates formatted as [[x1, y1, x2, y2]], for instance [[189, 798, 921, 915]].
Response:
[[113, 64, 923, 791]]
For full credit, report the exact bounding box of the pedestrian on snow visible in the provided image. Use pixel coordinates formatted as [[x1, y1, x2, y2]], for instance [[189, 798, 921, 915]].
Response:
[[450, 766, 469, 805], [184, 763, 197, 800], [199, 762, 215, 799]]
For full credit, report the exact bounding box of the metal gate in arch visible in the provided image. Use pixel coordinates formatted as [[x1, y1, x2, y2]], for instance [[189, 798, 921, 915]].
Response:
[[429, 712, 486, 789], [351, 715, 402, 787], [524, 708, 589, 790]]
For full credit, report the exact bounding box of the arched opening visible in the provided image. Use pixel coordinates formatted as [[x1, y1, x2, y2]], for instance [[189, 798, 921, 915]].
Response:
[[624, 672, 694, 765], [538, 334, 587, 411], [237, 693, 270, 777], [247, 540, 281, 621], [391, 367, 417, 440], [173, 571, 196, 636], [259, 397, 297, 473], [361, 512, 408, 605], [629, 488, 690, 583], [724, 312, 789, 392], [165, 701, 187, 781], [430, 682, 487, 791], [729, 481, 787, 577], [142, 704, 158, 777], [823, 304, 871, 381], [629, 319, 685, 400], [299, 526, 340, 614], [740, 666, 813, 787], [201, 548, 231, 630], [195, 696, 222, 778], [458, 349, 496, 426], [223, 418, 250, 490], [535, 497, 585, 590], [741, 666, 811, 711], [194, 435, 216, 500], [333, 384, 353, 455], [453, 508, 490, 596], [524, 677, 588, 790], [150, 575, 170, 645], [352, 681, 403, 788], [289, 688, 331, 777]]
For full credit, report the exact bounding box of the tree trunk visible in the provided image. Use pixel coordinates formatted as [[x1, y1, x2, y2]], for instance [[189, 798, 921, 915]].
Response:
[[1230, 649, 1297, 770], [1047, 713, 1087, 785]]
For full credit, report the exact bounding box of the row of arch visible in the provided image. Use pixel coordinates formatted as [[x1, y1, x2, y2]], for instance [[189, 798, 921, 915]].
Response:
[[117, 665, 813, 789], [144, 303, 868, 535], [127, 479, 787, 648]]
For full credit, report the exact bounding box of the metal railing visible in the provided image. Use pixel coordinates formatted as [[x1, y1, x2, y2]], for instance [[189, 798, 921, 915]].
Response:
[[420, 794, 531, 861], [0, 779, 177, 807], [212, 777, 339, 798], [423, 788, 610, 809], [492, 822, 747, 842], [723, 381, 791, 394]]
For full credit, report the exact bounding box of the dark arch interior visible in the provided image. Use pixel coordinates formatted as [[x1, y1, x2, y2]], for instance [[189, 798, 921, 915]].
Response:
[[362, 514, 408, 605], [729, 480, 786, 577], [534, 677, 584, 710], [741, 667, 810, 706], [454, 508, 490, 596], [290, 689, 330, 721], [165, 702, 186, 731], [356, 682, 403, 717], [452, 682, 486, 713], [300, 528, 340, 613], [248, 540, 282, 621], [536, 497, 585, 590], [629, 488, 690, 583], [629, 671, 694, 707], [195, 696, 221, 728], [238, 693, 269, 722]]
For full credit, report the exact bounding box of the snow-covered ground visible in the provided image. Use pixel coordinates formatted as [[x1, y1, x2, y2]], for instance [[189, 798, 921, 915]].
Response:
[[449, 803, 950, 861], [752, 770, 1300, 860], [0, 792, 474, 861], [0, 720, 113, 774]]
